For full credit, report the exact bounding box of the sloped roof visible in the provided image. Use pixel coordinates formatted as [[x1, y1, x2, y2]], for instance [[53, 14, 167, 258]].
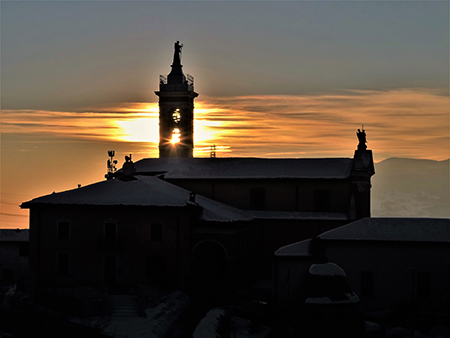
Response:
[[248, 210, 349, 221], [132, 157, 354, 179], [309, 262, 346, 277], [318, 217, 450, 243], [274, 238, 312, 257], [21, 176, 252, 223], [0, 229, 29, 242], [196, 195, 253, 222]]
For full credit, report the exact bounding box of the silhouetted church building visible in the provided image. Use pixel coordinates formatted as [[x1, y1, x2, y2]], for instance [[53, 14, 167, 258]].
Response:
[[21, 42, 374, 304]]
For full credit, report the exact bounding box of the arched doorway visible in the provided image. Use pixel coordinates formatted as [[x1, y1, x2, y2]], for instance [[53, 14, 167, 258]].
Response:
[[191, 241, 228, 296]]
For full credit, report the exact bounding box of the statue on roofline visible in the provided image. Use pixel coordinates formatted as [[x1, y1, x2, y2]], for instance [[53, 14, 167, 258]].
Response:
[[357, 127, 367, 151], [173, 41, 183, 65]]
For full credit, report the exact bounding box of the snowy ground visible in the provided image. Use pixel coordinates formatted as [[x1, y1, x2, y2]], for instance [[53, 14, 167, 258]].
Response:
[[193, 307, 270, 338], [71, 290, 190, 338]]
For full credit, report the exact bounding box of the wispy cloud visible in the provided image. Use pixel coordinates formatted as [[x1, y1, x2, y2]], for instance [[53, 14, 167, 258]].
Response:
[[2, 88, 448, 160], [196, 88, 449, 160]]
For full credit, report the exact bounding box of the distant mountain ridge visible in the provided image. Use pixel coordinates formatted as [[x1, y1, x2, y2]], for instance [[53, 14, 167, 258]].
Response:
[[371, 158, 449, 218]]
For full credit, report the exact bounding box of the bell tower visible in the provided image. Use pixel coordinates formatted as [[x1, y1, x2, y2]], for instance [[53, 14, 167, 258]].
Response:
[[155, 41, 199, 158]]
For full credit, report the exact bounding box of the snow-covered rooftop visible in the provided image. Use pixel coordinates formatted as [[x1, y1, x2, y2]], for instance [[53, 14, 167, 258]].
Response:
[[274, 238, 312, 257], [196, 195, 253, 222], [0, 229, 29, 242], [319, 217, 450, 243], [309, 262, 346, 277], [132, 157, 354, 179], [21, 176, 252, 223], [248, 210, 349, 221]]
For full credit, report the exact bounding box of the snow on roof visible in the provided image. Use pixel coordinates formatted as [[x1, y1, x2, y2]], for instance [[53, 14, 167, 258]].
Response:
[[309, 262, 346, 277], [21, 176, 252, 223], [318, 217, 450, 243], [0, 229, 29, 242], [21, 176, 188, 208], [132, 157, 354, 179], [249, 210, 349, 221], [305, 292, 359, 305], [196, 195, 253, 222], [274, 238, 312, 257]]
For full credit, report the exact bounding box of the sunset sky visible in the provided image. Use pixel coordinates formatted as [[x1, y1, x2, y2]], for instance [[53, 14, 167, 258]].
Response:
[[1, 1, 449, 229]]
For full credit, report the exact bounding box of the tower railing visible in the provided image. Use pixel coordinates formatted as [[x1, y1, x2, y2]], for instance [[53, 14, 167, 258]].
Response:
[[186, 74, 194, 86]]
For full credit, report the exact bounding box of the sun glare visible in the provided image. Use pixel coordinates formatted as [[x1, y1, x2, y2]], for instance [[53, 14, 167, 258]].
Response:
[[170, 128, 181, 144], [115, 117, 159, 143]]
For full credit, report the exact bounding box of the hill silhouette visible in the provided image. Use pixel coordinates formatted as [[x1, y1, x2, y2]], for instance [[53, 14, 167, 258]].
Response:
[[372, 158, 449, 218]]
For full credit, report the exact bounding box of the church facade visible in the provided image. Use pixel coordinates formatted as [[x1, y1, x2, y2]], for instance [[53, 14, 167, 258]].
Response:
[[21, 42, 375, 309]]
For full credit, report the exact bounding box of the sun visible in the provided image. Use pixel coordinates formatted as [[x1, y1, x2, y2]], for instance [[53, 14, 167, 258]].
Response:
[[170, 128, 181, 144]]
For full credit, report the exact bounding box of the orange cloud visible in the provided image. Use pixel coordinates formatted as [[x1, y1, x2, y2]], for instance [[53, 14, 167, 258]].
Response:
[[2, 88, 448, 161]]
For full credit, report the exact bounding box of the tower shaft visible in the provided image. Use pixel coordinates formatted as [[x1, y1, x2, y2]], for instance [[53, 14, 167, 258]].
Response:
[[155, 42, 198, 158]]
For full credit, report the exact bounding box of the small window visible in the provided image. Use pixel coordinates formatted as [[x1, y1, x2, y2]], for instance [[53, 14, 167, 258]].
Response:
[[417, 272, 431, 299], [250, 188, 266, 210], [57, 221, 70, 240], [313, 190, 331, 212], [151, 223, 163, 241], [172, 109, 181, 124], [57, 253, 69, 275], [360, 271, 374, 297]]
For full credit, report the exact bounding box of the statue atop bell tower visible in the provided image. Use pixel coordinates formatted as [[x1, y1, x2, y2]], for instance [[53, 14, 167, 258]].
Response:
[[155, 41, 198, 158]]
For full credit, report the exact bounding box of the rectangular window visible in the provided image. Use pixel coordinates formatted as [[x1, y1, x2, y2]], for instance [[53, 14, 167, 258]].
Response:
[[250, 188, 266, 210], [151, 223, 163, 241], [360, 271, 374, 297], [104, 222, 117, 252], [417, 272, 431, 299], [57, 221, 70, 240], [313, 190, 331, 212], [104, 255, 116, 284], [57, 253, 69, 275]]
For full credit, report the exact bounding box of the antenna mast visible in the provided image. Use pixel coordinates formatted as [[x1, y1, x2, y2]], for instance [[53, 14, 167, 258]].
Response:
[[210, 145, 216, 158], [105, 150, 118, 180]]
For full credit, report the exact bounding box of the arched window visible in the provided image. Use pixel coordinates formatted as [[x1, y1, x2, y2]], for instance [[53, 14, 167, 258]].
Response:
[[172, 109, 181, 124]]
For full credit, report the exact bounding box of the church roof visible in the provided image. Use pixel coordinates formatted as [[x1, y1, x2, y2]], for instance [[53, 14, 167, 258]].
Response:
[[0, 229, 29, 242], [132, 157, 354, 179], [248, 210, 349, 221], [274, 238, 313, 257], [21, 176, 252, 223], [318, 217, 450, 243]]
